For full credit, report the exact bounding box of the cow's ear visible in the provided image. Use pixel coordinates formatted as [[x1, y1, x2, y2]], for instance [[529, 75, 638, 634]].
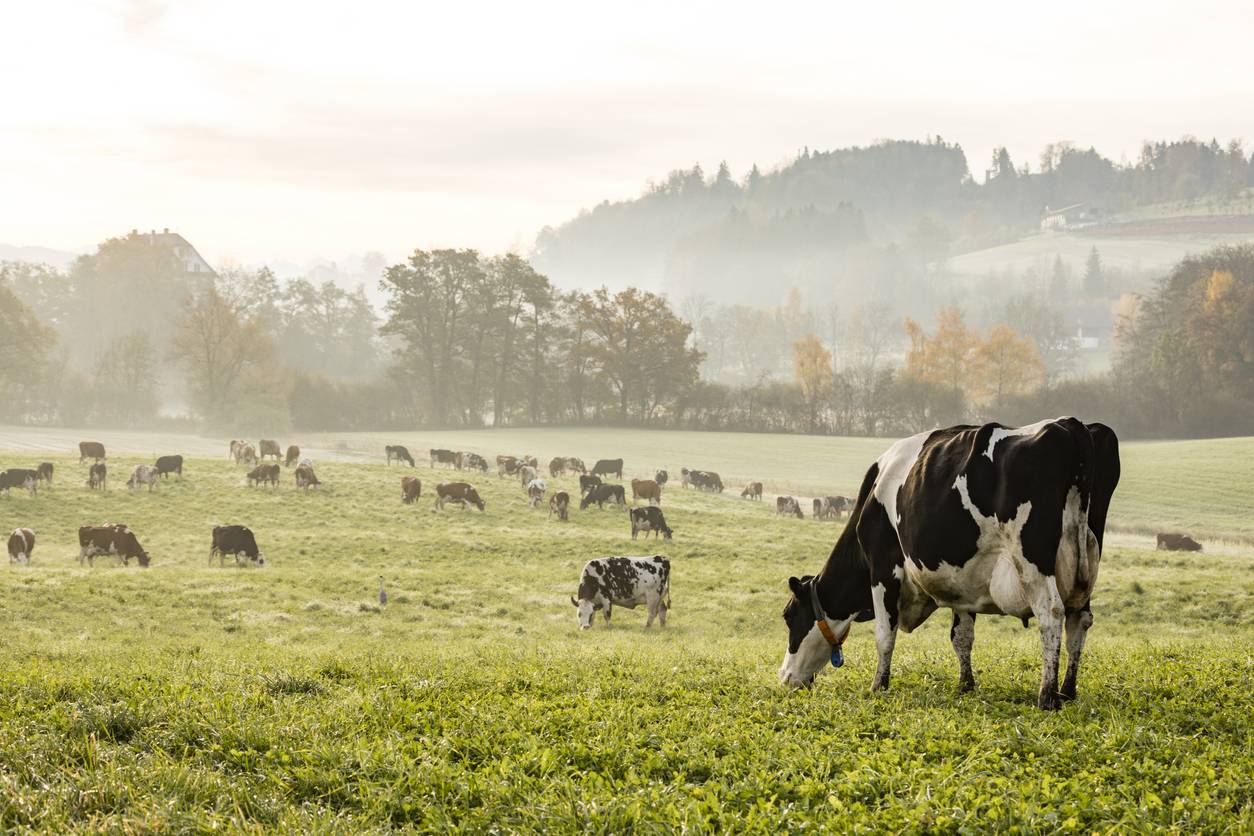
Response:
[[788, 576, 803, 596]]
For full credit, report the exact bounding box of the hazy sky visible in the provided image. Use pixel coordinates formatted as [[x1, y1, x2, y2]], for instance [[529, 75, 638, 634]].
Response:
[[4, 0, 1252, 267]]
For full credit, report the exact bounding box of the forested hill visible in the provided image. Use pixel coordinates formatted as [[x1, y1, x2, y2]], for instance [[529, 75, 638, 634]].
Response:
[[531, 137, 1254, 307]]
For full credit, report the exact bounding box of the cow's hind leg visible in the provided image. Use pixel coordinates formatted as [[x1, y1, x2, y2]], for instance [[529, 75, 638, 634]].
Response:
[[1060, 604, 1093, 701], [950, 611, 976, 691], [1031, 576, 1066, 710]]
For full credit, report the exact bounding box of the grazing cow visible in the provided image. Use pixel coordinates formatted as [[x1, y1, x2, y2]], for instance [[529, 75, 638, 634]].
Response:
[[519, 465, 538, 488], [571, 556, 671, 629], [285, 445, 301, 467], [35, 462, 54, 486], [209, 524, 265, 567], [1156, 532, 1202, 552], [497, 456, 522, 478], [387, 445, 415, 467], [692, 470, 725, 492], [127, 464, 159, 492], [581, 483, 626, 510], [591, 458, 624, 478], [527, 478, 547, 508], [778, 418, 1120, 710], [79, 441, 106, 463], [655, 470, 668, 486], [631, 479, 662, 505], [742, 481, 763, 500], [238, 443, 258, 465], [549, 457, 566, 477], [630, 506, 673, 540], [776, 496, 803, 518], [259, 439, 281, 461], [78, 524, 150, 567], [0, 469, 38, 496], [7, 528, 35, 565], [812, 496, 851, 520], [551, 456, 586, 476], [549, 491, 570, 521], [430, 449, 458, 469], [463, 452, 489, 473], [229, 439, 246, 460], [578, 474, 603, 496], [247, 463, 280, 486], [435, 482, 486, 511], [295, 463, 321, 491], [88, 462, 107, 490], [154, 455, 183, 479], [401, 476, 422, 504]]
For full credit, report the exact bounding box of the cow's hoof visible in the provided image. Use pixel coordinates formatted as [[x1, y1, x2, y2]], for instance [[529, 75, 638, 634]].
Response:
[[1059, 685, 1077, 701], [958, 678, 976, 693], [1037, 690, 1063, 710]]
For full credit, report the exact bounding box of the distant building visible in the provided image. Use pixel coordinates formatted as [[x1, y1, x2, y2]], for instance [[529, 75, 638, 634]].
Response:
[[131, 228, 215, 275], [1040, 203, 1097, 232]]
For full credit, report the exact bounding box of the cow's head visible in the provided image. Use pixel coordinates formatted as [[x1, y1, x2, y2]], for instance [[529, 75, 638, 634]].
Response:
[[779, 575, 849, 690], [661, 525, 673, 540], [136, 550, 151, 568], [570, 595, 601, 629]]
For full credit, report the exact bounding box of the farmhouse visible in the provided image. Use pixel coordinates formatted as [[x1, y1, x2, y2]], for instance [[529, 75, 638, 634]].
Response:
[[1040, 203, 1097, 232], [132, 228, 216, 276]]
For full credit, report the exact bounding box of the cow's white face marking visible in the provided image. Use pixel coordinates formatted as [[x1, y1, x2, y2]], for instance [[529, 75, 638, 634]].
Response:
[[779, 621, 841, 689], [576, 598, 597, 629]]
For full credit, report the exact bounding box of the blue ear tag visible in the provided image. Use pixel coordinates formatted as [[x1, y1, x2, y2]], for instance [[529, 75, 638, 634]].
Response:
[[830, 646, 844, 668]]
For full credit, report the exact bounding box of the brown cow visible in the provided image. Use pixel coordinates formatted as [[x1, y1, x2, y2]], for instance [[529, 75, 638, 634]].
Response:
[[7, 528, 34, 564], [631, 478, 662, 505], [401, 476, 422, 504], [285, 445, 301, 467], [79, 441, 106, 463], [549, 491, 570, 521], [78, 524, 149, 567], [259, 439, 282, 461], [295, 463, 321, 491], [1156, 532, 1203, 552], [741, 481, 763, 500], [247, 463, 280, 486], [435, 482, 485, 511], [35, 462, 54, 486], [88, 462, 107, 490], [229, 439, 246, 460]]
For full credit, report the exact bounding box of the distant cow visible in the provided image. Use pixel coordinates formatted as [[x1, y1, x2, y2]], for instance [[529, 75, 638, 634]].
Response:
[[776, 496, 803, 519], [591, 458, 623, 478], [247, 463, 280, 487], [1156, 532, 1203, 552], [741, 481, 763, 500], [655, 470, 668, 486], [285, 445, 301, 467], [522, 455, 538, 469], [497, 456, 522, 477], [631, 479, 662, 505], [630, 506, 673, 540], [549, 491, 570, 521], [435, 482, 486, 511], [229, 439, 246, 460], [581, 483, 626, 510], [88, 462, 107, 490], [579, 474, 603, 496], [813, 495, 850, 520], [0, 469, 38, 496], [210, 524, 265, 567], [237, 443, 258, 465], [571, 556, 670, 630], [79, 441, 106, 463], [401, 476, 422, 504], [127, 464, 160, 492], [519, 465, 538, 488], [686, 469, 724, 492], [35, 462, 54, 486], [527, 478, 547, 508], [154, 455, 184, 479], [387, 445, 415, 467], [550, 456, 586, 476], [78, 524, 149, 567], [295, 463, 321, 491], [463, 452, 489, 473], [549, 457, 566, 477], [259, 440, 281, 461], [431, 449, 458, 469], [7, 528, 34, 565]]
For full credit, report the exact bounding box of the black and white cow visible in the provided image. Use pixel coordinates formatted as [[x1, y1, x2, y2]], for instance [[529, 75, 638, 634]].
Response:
[[579, 474, 602, 496], [0, 468, 38, 496], [8, 528, 35, 565], [570, 556, 671, 630], [580, 483, 626, 509], [127, 464, 160, 492], [779, 418, 1120, 710], [209, 524, 265, 567], [630, 506, 673, 540]]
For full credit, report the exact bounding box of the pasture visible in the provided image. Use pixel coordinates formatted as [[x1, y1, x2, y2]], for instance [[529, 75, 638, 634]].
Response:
[[0, 430, 1251, 830]]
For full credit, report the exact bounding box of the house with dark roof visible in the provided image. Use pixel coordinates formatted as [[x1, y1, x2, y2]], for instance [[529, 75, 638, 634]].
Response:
[[131, 228, 215, 275]]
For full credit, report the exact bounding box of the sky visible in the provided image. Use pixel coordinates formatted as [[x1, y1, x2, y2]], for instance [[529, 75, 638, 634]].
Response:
[[3, 0, 1253, 269]]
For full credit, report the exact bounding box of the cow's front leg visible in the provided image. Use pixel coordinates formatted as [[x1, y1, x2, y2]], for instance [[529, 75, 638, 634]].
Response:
[[645, 597, 657, 628], [950, 611, 976, 691], [870, 577, 900, 691], [1060, 604, 1093, 701], [603, 603, 612, 626], [1032, 577, 1066, 709]]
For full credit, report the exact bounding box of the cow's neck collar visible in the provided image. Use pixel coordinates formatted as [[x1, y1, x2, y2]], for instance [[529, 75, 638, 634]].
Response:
[[809, 576, 850, 649]]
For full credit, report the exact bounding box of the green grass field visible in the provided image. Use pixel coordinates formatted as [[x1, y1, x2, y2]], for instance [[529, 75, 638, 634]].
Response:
[[0, 432, 1252, 830]]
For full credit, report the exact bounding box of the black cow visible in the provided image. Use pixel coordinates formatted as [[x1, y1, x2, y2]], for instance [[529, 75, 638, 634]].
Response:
[[579, 474, 603, 496], [35, 462, 53, 485], [430, 449, 458, 468], [210, 525, 265, 567], [1156, 532, 1202, 552], [79, 441, 106, 462], [386, 445, 416, 467], [779, 418, 1120, 710], [88, 462, 107, 490], [155, 455, 184, 479], [581, 483, 626, 509], [591, 458, 623, 478], [630, 506, 673, 540], [0, 469, 38, 496]]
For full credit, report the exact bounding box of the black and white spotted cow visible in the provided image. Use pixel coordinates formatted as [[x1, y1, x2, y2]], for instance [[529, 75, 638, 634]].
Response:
[[127, 464, 160, 492], [570, 555, 671, 630], [630, 506, 673, 540], [779, 418, 1120, 710], [209, 524, 265, 567], [0, 468, 38, 496]]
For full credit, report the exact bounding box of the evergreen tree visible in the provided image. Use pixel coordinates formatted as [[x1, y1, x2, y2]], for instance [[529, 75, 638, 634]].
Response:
[[1083, 247, 1105, 296]]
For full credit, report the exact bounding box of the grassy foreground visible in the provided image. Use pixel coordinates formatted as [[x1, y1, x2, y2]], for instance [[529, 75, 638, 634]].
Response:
[[0, 447, 1251, 830]]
